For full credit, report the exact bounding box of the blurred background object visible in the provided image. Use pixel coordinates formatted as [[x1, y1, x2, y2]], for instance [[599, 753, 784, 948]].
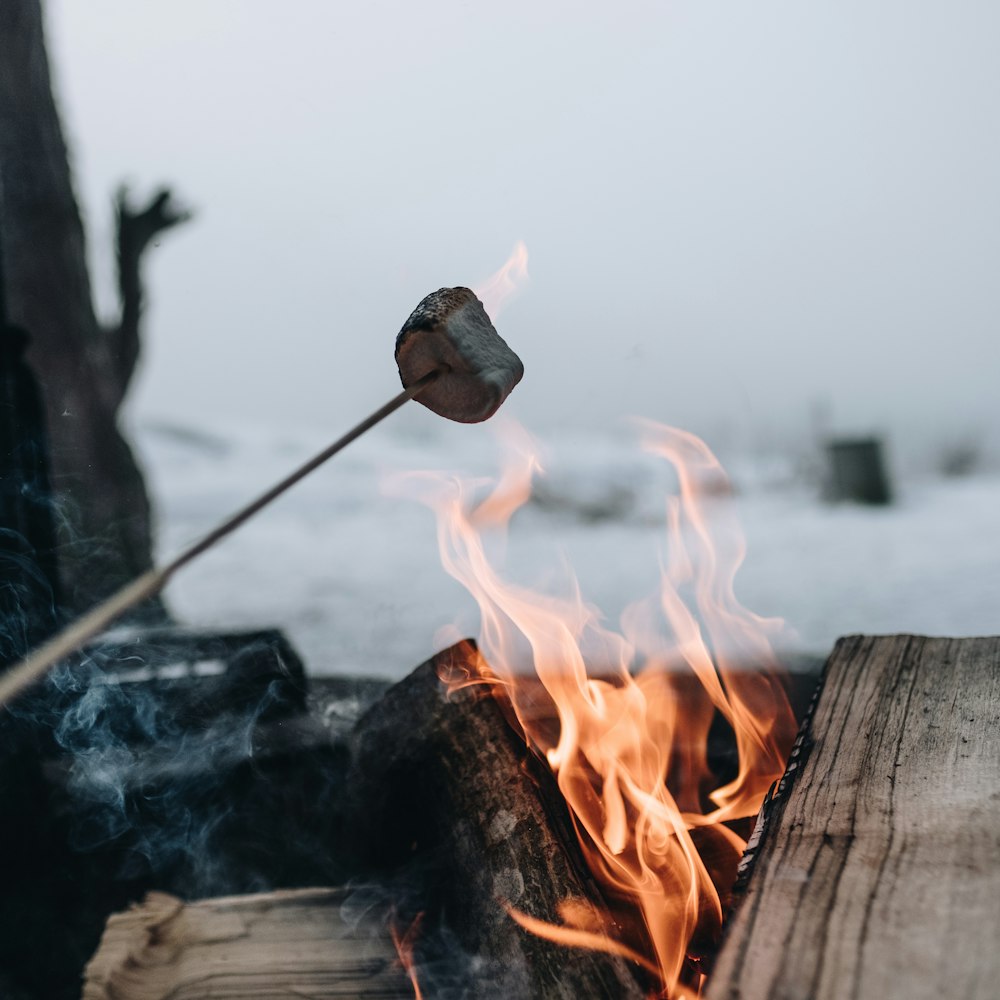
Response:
[[824, 436, 893, 506], [0, 0, 189, 621]]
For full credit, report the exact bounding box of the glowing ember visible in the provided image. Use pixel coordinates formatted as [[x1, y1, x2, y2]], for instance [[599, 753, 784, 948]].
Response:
[[390, 910, 425, 1000], [473, 240, 529, 320], [389, 422, 796, 998]]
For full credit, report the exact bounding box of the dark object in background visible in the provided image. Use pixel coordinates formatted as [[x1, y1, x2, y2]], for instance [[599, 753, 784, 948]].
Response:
[[0, 627, 353, 1000], [0, 0, 189, 620], [62, 626, 310, 740], [0, 323, 60, 664], [824, 436, 893, 505], [346, 643, 824, 998], [0, 118, 60, 662]]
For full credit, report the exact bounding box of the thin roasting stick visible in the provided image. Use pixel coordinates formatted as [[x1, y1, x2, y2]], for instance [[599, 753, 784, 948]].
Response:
[[0, 367, 444, 710]]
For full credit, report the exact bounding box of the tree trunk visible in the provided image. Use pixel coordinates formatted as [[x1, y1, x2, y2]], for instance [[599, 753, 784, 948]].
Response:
[[0, 0, 187, 620]]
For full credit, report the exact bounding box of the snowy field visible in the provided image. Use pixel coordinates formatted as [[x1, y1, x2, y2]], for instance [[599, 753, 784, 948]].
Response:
[[134, 414, 1000, 679]]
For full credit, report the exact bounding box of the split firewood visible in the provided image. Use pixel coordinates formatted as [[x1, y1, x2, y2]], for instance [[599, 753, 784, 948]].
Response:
[[346, 640, 649, 999], [81, 887, 412, 1000], [707, 634, 1000, 1000]]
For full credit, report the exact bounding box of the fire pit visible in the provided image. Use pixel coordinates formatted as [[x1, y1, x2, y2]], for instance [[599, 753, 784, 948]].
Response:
[[69, 415, 810, 1000], [72, 428, 1000, 1000]]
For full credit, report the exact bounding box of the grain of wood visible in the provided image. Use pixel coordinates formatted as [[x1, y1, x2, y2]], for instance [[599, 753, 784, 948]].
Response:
[[81, 887, 413, 1000], [707, 634, 1000, 1000]]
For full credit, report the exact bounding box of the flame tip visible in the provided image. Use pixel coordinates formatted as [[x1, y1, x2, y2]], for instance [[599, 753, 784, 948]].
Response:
[[474, 242, 530, 320]]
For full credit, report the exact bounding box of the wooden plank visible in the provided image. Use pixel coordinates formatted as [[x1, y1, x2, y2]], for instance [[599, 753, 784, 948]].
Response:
[[708, 634, 1000, 1000], [82, 887, 413, 999]]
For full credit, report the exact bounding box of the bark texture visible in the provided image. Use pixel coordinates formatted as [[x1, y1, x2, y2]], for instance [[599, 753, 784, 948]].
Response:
[[0, 0, 188, 618], [707, 634, 1000, 1000], [347, 641, 649, 999]]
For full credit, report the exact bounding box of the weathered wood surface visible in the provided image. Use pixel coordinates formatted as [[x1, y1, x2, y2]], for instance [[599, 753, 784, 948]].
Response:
[[708, 634, 1000, 1000], [81, 887, 412, 1000]]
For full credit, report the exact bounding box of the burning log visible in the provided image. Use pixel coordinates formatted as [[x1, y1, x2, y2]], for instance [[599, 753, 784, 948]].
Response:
[[81, 888, 412, 1000], [68, 636, 816, 999], [346, 641, 649, 999], [75, 641, 649, 999], [707, 634, 1000, 1000], [386, 421, 803, 996]]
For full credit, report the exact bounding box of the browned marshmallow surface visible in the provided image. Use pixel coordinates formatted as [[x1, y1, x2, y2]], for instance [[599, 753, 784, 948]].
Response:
[[395, 287, 524, 423]]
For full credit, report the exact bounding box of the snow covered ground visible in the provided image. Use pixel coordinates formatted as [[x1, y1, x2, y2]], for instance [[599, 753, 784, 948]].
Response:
[[134, 414, 1000, 679]]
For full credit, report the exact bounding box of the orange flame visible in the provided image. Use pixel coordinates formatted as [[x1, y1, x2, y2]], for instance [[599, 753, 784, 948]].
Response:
[[388, 421, 795, 998], [390, 911, 425, 1000], [473, 240, 529, 320]]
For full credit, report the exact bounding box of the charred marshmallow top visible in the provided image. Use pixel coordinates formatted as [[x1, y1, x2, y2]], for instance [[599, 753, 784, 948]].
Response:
[[395, 287, 524, 423]]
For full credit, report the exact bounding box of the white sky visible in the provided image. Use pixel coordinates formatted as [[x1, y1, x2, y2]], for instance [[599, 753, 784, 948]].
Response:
[[45, 0, 1000, 458]]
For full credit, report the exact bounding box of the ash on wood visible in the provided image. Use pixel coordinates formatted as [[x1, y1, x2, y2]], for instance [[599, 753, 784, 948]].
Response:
[[347, 640, 648, 999], [81, 887, 411, 1000], [707, 634, 1000, 1000]]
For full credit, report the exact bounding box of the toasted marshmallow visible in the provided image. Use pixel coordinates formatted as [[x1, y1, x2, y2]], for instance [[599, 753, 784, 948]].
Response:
[[395, 287, 524, 423]]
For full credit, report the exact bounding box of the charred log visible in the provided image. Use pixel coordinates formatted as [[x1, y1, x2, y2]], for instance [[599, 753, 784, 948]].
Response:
[[346, 641, 649, 999]]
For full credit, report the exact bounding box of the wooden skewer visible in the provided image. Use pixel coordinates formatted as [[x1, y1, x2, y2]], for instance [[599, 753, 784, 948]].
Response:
[[0, 367, 445, 710]]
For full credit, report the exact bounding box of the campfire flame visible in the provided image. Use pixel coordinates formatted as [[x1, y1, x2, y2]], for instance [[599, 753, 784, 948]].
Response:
[[473, 240, 529, 320], [392, 422, 796, 998], [390, 911, 426, 1000]]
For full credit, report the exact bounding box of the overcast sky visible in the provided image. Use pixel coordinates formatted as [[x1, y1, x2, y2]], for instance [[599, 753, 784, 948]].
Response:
[[45, 0, 1000, 458]]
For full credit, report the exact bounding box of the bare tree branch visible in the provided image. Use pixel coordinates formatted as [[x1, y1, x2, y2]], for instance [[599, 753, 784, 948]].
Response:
[[104, 185, 192, 407]]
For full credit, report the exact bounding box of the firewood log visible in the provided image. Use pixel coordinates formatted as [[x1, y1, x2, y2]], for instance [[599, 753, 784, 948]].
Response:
[[707, 634, 1000, 1000], [346, 641, 648, 999], [81, 887, 411, 1000]]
